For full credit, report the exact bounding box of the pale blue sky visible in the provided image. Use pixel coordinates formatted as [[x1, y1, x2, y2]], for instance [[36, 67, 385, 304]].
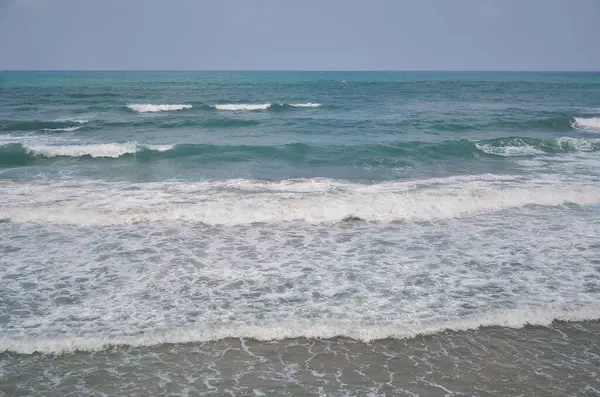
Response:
[[0, 0, 598, 70]]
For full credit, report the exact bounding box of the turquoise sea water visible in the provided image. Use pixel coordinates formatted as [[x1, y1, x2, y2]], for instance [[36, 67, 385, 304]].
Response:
[[1, 71, 600, 396]]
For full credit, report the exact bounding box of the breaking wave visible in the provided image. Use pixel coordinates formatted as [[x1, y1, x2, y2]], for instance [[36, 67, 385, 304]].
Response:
[[127, 104, 193, 113], [1, 136, 600, 166], [1, 174, 599, 225], [572, 117, 600, 131], [214, 103, 272, 111], [2, 306, 598, 355], [0, 142, 174, 163]]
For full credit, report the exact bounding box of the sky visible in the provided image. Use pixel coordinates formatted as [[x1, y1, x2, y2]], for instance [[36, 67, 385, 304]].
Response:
[[0, 0, 598, 71]]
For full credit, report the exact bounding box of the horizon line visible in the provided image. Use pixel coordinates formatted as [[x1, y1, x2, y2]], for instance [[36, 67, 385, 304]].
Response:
[[2, 69, 599, 73]]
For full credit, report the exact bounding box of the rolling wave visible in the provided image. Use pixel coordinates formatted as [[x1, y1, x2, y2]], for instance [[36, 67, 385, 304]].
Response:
[[0, 142, 175, 163], [474, 136, 600, 156], [1, 136, 599, 166], [2, 306, 598, 354]]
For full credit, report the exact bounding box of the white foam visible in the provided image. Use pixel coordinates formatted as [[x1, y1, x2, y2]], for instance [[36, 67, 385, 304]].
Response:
[[23, 142, 174, 158], [145, 144, 175, 152], [127, 104, 192, 113], [475, 142, 545, 157], [1, 175, 598, 225], [556, 137, 599, 152], [2, 306, 598, 354], [214, 104, 272, 111], [26, 142, 139, 158], [42, 126, 82, 132], [2, 175, 599, 357], [572, 117, 600, 131], [289, 103, 321, 108]]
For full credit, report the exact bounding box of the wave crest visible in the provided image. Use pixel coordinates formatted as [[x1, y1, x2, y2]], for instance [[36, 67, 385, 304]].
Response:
[[214, 104, 272, 111], [475, 136, 600, 157], [572, 117, 600, 131], [0, 142, 175, 163], [127, 104, 192, 113], [28, 142, 148, 158]]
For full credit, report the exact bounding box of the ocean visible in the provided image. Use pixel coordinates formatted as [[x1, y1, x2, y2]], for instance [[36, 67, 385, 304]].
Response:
[[1, 71, 599, 396]]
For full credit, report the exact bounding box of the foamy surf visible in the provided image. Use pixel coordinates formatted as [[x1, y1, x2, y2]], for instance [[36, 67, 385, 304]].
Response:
[[127, 104, 192, 113], [476, 142, 545, 157], [572, 117, 600, 131], [24, 142, 175, 158], [214, 104, 272, 111], [2, 306, 599, 354], [1, 175, 599, 225]]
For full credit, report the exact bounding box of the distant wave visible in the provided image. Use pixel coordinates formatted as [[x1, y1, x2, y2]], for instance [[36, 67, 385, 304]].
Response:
[[127, 104, 192, 113], [289, 103, 321, 108], [572, 117, 600, 131], [66, 92, 120, 99], [54, 118, 89, 124], [104, 118, 262, 129], [213, 103, 321, 111], [1, 136, 600, 166], [1, 306, 598, 354], [126, 103, 321, 112], [0, 119, 87, 132], [214, 104, 272, 111]]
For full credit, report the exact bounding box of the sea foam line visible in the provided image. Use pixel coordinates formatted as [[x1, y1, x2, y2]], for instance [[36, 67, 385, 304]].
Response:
[[2, 306, 598, 355], [127, 104, 192, 113]]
